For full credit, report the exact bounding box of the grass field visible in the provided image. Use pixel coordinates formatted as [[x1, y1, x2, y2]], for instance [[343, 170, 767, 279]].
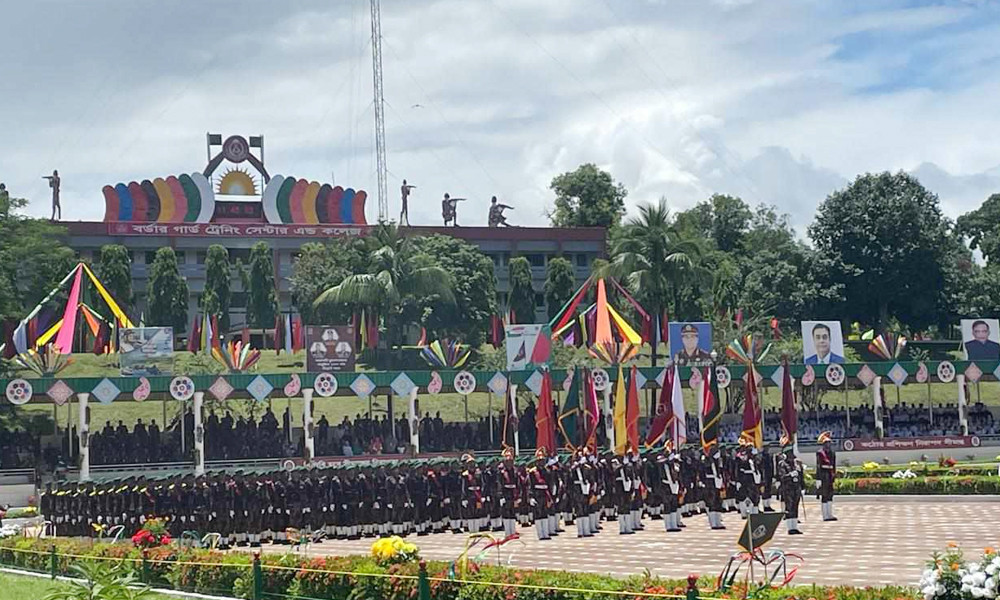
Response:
[[0, 570, 181, 600]]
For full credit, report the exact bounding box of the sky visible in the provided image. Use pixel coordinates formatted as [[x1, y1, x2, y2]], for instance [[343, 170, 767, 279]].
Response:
[[2, 0, 1000, 235]]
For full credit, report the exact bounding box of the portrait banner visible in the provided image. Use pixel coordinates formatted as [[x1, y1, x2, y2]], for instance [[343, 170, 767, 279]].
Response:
[[668, 322, 712, 367], [961, 319, 1000, 361], [801, 321, 845, 365], [119, 327, 174, 377], [306, 326, 356, 372]]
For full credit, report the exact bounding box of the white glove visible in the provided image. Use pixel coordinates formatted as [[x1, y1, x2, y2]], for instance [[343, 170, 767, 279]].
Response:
[[529, 498, 537, 507], [461, 500, 468, 508], [373, 502, 380, 510], [499, 497, 506, 506]]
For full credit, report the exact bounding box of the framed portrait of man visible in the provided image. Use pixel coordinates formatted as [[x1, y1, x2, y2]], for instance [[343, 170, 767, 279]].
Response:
[[668, 322, 713, 366], [801, 321, 845, 365], [961, 319, 1000, 361]]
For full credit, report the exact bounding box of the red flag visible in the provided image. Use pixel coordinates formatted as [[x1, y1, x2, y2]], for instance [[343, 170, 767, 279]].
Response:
[[210, 315, 221, 350], [645, 368, 672, 447], [660, 311, 670, 347], [780, 361, 797, 441], [187, 315, 201, 353], [626, 365, 640, 452], [418, 327, 427, 347], [583, 370, 600, 451], [366, 311, 379, 349], [735, 308, 744, 328], [241, 326, 250, 347], [274, 315, 284, 354], [770, 317, 781, 339], [536, 370, 557, 456], [291, 316, 304, 351], [741, 365, 763, 448]]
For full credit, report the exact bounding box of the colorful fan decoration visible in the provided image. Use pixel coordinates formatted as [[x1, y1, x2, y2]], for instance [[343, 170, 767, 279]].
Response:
[[725, 333, 771, 367], [13, 344, 72, 376], [868, 332, 907, 360], [212, 340, 262, 373], [420, 339, 471, 369]]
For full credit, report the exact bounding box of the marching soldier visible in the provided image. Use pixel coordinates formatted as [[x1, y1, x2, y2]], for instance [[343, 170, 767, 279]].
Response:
[[735, 434, 762, 517], [760, 444, 776, 512], [660, 441, 682, 532], [570, 449, 593, 537], [527, 448, 552, 540], [702, 446, 726, 530], [776, 436, 804, 534], [497, 447, 521, 538], [815, 431, 838, 521]]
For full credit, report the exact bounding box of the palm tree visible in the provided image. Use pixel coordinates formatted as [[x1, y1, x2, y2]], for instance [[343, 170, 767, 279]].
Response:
[[611, 199, 711, 364], [313, 223, 454, 364]]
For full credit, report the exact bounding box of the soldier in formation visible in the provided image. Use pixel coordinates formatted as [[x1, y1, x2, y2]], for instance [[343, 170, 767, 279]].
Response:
[[41, 438, 830, 544]]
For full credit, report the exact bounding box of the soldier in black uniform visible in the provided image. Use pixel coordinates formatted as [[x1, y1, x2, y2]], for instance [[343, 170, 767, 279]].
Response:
[[776, 436, 804, 534], [527, 448, 552, 540], [760, 445, 776, 512], [497, 447, 520, 538], [702, 446, 726, 530], [815, 431, 837, 521], [612, 455, 633, 534], [735, 434, 762, 517], [569, 449, 593, 537]]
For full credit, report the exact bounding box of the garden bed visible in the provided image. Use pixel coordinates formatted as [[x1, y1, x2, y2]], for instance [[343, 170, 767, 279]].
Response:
[[835, 475, 1000, 494]]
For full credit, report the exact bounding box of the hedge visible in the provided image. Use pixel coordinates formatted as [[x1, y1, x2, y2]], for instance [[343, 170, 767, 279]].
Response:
[[0, 537, 919, 600], [835, 475, 1000, 494], [838, 464, 999, 480]]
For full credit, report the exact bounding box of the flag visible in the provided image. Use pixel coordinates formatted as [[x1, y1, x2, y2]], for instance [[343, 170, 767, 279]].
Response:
[[274, 314, 284, 354], [645, 367, 672, 448], [536, 370, 557, 456], [669, 363, 686, 448], [201, 313, 214, 356], [284, 314, 293, 353], [187, 315, 201, 353], [558, 368, 580, 449], [741, 364, 763, 448], [780, 362, 797, 442], [613, 364, 627, 455], [241, 327, 250, 346], [626, 365, 640, 453], [701, 366, 721, 452], [291, 316, 304, 351], [502, 383, 519, 450], [582, 370, 600, 450]]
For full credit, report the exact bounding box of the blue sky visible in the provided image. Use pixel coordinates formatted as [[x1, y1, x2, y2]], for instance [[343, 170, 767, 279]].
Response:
[[1, 0, 999, 233]]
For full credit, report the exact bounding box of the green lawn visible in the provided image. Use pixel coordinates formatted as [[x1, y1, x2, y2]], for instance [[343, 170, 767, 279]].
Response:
[[0, 571, 182, 600]]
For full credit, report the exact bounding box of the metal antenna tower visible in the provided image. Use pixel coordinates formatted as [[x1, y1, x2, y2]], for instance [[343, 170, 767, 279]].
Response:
[[370, 0, 388, 222]]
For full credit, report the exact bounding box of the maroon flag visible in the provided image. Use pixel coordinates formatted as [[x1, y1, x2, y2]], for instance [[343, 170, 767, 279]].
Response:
[[645, 368, 672, 447], [536, 370, 557, 456], [780, 361, 797, 440]]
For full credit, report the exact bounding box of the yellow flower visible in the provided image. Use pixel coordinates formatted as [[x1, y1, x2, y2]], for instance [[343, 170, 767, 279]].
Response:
[[985, 547, 996, 556], [947, 542, 958, 548]]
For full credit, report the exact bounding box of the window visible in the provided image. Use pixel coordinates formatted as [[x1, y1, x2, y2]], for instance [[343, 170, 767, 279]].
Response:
[[196, 251, 207, 264], [526, 254, 544, 268], [576, 253, 589, 268], [175, 251, 186, 263], [231, 292, 248, 308], [144, 251, 157, 265], [534, 292, 545, 307]]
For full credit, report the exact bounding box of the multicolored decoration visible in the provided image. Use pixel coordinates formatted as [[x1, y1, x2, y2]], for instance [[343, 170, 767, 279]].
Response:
[[801, 364, 816, 387], [916, 362, 929, 383], [351, 374, 376, 398], [453, 371, 477, 396], [887, 363, 908, 387], [965, 362, 983, 384], [549, 276, 648, 353], [13, 344, 72, 376], [209, 377, 234, 401], [937, 361, 956, 383], [169, 376, 195, 401], [391, 372, 416, 397], [487, 372, 508, 396], [102, 173, 214, 223], [5, 379, 32, 405], [868, 332, 907, 361], [715, 365, 731, 389], [591, 368, 610, 392], [262, 176, 367, 225], [211, 340, 262, 373], [420, 339, 471, 369], [313, 373, 338, 397], [856, 365, 877, 387], [825, 364, 845, 386], [726, 334, 767, 449], [91, 378, 121, 405], [4, 263, 133, 356]]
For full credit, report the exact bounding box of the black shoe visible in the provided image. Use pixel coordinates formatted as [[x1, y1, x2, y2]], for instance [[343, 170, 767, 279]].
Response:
[[789, 530, 803, 535], [678, 522, 686, 528], [651, 515, 663, 520], [763, 507, 775, 513], [667, 528, 681, 532], [823, 517, 838, 522], [711, 526, 727, 530]]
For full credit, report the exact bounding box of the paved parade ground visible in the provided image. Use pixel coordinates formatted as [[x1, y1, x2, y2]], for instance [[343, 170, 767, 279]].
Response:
[[257, 497, 1000, 588]]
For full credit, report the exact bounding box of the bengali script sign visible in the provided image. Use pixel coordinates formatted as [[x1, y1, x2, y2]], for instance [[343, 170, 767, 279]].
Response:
[[108, 222, 366, 238], [841, 435, 981, 452]]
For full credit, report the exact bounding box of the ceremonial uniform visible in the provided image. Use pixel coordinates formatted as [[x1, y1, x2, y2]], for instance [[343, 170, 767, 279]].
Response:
[[815, 432, 838, 521], [527, 449, 552, 540], [701, 449, 726, 529], [776, 440, 804, 534], [497, 449, 521, 537]]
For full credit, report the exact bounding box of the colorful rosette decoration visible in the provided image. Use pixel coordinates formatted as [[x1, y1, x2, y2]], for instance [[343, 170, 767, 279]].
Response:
[[212, 340, 262, 373], [420, 338, 471, 369], [867, 332, 907, 360], [725, 333, 771, 367]]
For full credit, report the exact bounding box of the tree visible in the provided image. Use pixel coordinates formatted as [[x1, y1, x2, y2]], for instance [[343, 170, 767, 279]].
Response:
[[549, 163, 627, 228], [314, 223, 454, 358], [412, 234, 497, 347], [544, 256, 576, 321], [246, 242, 278, 329], [507, 256, 536, 324], [201, 245, 232, 331], [611, 199, 711, 327], [957, 193, 1000, 264], [0, 194, 76, 323], [290, 239, 366, 324], [809, 171, 951, 330], [147, 247, 189, 331], [97, 245, 133, 318], [673, 194, 752, 253]]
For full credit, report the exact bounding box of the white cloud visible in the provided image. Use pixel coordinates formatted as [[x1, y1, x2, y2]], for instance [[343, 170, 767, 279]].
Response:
[[1, 0, 998, 236]]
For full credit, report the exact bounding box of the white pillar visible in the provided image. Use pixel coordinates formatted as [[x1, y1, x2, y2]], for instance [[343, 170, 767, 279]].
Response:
[[193, 392, 205, 476], [77, 393, 90, 482], [872, 377, 884, 438], [408, 387, 420, 454], [510, 383, 520, 456], [957, 375, 968, 435], [603, 386, 614, 452], [302, 388, 315, 461]]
